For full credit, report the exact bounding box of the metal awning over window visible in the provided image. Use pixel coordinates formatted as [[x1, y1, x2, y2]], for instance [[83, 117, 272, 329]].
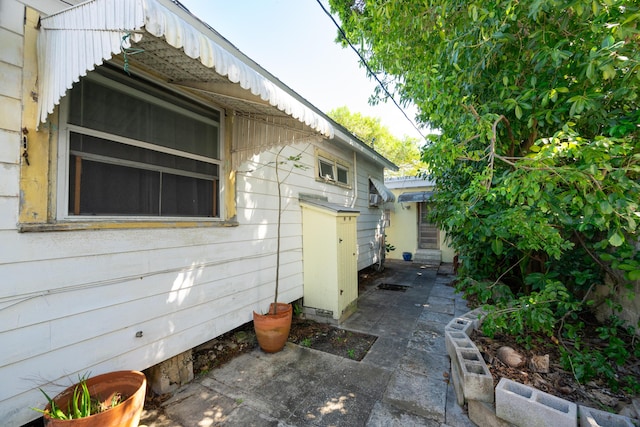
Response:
[[369, 177, 396, 203], [36, 0, 334, 138], [397, 191, 434, 203]]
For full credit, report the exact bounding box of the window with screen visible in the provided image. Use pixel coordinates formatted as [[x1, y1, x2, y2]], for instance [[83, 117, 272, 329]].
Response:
[[61, 72, 222, 219]]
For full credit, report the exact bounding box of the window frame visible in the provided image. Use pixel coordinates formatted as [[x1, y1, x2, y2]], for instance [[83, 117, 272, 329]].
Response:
[[368, 179, 383, 207], [315, 149, 351, 188], [56, 72, 224, 222], [383, 209, 391, 227]]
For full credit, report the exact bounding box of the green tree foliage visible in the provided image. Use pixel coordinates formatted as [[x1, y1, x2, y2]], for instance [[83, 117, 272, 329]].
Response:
[[330, 0, 640, 388], [328, 106, 422, 176]]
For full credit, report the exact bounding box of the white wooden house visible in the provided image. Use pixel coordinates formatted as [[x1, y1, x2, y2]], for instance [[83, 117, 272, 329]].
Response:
[[0, 0, 397, 425]]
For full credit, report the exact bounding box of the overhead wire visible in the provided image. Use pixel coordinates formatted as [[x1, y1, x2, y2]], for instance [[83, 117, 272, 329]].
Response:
[[314, 0, 426, 140]]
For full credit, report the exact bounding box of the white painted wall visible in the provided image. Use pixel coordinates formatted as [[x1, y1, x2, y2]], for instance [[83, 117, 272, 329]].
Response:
[[303, 140, 388, 271], [1, 141, 388, 427], [0, 2, 391, 425]]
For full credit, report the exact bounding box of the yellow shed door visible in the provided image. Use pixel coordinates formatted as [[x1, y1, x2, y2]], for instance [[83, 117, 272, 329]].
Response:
[[337, 216, 358, 315]]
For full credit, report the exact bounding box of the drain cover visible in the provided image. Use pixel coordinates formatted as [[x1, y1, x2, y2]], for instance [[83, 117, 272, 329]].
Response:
[[377, 283, 409, 292]]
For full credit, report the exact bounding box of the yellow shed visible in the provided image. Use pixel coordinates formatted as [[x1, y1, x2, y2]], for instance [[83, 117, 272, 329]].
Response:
[[300, 199, 360, 324]]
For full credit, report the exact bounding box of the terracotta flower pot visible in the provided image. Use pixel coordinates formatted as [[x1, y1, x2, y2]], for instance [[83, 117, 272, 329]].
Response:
[[43, 370, 146, 427], [253, 302, 293, 353]]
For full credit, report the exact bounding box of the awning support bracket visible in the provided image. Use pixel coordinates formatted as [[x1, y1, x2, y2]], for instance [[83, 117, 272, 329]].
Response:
[[121, 32, 145, 75]]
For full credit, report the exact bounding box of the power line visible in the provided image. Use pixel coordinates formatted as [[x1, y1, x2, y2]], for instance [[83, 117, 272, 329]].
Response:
[[315, 0, 426, 140]]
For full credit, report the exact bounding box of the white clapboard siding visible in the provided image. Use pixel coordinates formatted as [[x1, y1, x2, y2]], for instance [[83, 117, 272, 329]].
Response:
[[0, 220, 302, 296], [1, 137, 388, 427], [350, 157, 387, 270], [0, 163, 19, 197], [3, 152, 302, 370], [1, 263, 303, 391], [1, 231, 303, 332], [1, 259, 303, 398], [0, 225, 237, 264], [0, 1, 393, 422], [0, 128, 19, 164], [0, 198, 17, 231], [1, 30, 393, 420]]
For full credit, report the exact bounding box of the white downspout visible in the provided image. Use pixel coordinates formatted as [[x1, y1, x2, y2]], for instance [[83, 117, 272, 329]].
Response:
[[350, 151, 358, 208]]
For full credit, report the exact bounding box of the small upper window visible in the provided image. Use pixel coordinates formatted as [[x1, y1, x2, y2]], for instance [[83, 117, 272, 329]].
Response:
[[316, 151, 350, 186], [318, 158, 335, 181], [336, 165, 348, 184]]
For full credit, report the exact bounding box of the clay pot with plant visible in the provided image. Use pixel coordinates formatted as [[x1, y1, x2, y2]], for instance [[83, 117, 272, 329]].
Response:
[[253, 147, 305, 353], [33, 370, 146, 427]]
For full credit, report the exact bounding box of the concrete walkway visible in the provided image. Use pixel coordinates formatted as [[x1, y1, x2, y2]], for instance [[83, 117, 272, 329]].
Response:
[[140, 260, 476, 426]]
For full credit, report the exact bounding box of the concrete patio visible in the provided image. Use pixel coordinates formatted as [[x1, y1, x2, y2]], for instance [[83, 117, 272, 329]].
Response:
[[140, 260, 474, 426]]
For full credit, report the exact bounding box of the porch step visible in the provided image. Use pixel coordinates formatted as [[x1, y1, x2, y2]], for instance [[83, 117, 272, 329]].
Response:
[[414, 249, 442, 265]]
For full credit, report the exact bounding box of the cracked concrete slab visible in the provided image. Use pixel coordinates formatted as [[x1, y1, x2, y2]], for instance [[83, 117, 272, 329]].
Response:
[[140, 261, 473, 427]]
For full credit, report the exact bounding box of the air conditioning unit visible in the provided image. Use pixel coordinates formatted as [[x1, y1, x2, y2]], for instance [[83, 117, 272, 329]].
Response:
[[369, 194, 382, 206]]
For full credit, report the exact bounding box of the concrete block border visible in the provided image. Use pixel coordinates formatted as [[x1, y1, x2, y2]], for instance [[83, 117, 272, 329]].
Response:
[[496, 378, 577, 427], [454, 346, 493, 403], [448, 308, 639, 427], [579, 405, 636, 427]]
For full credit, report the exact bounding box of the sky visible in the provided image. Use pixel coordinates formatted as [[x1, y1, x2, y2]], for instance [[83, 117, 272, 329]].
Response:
[[177, 0, 426, 142]]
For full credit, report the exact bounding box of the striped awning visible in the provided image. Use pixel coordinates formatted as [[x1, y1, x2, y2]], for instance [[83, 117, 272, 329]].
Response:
[[36, 0, 334, 138], [397, 191, 434, 203], [369, 177, 396, 203]]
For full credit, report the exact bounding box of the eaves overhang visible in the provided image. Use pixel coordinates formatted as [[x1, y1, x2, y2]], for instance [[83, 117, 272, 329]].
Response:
[[333, 126, 399, 171]]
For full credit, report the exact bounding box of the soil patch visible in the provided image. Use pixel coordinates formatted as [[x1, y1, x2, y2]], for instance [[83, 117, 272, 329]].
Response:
[[288, 317, 377, 361], [189, 266, 385, 378], [143, 317, 378, 410], [190, 316, 378, 379]]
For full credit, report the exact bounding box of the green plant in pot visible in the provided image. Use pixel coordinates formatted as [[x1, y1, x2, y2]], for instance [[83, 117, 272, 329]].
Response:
[[253, 147, 304, 353], [33, 370, 146, 427]]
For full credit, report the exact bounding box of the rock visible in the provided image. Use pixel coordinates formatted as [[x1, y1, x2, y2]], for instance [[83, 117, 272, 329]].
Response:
[[592, 390, 619, 408], [632, 398, 640, 418], [529, 354, 550, 373], [557, 385, 573, 395], [618, 402, 637, 419], [496, 346, 525, 368]]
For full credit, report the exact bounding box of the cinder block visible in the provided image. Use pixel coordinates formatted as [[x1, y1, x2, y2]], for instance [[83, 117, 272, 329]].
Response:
[[579, 405, 635, 427], [445, 317, 474, 335], [461, 307, 486, 330], [445, 330, 475, 359], [450, 352, 465, 406], [146, 350, 194, 394], [496, 378, 577, 427], [454, 347, 493, 403]]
